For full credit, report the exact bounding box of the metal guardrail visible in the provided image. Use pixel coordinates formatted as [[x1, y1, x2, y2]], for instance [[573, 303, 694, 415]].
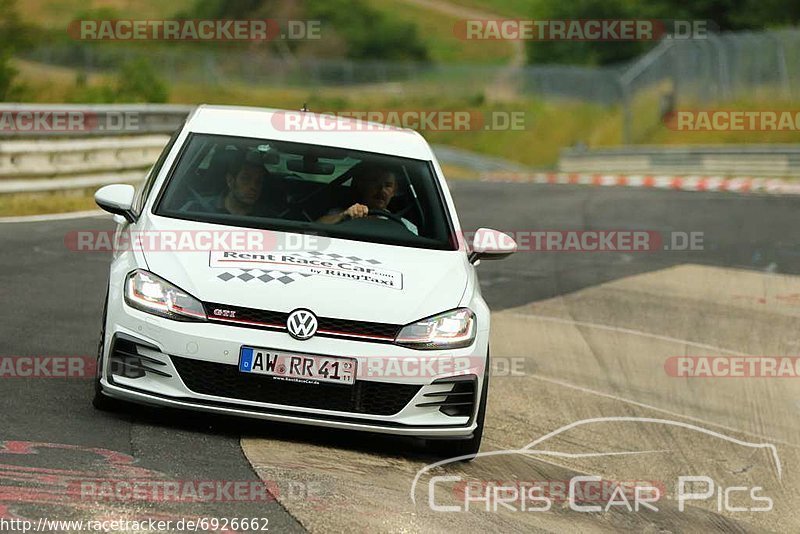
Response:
[[560, 145, 800, 177], [0, 104, 193, 138], [0, 136, 171, 194], [0, 104, 535, 194], [3, 104, 800, 195], [0, 139, 529, 194], [0, 104, 191, 194], [431, 145, 529, 174], [1, 136, 170, 178]]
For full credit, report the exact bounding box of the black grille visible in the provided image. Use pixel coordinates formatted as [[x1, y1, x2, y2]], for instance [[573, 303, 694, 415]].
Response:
[[416, 375, 476, 418], [204, 302, 401, 341], [171, 356, 421, 416], [316, 317, 400, 339], [108, 334, 171, 380]]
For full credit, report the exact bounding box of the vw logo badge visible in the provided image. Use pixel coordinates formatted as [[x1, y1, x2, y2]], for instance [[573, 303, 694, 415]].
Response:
[[286, 309, 318, 340]]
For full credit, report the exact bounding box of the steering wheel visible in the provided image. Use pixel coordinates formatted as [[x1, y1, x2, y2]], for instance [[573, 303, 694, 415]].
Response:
[[366, 208, 407, 227]]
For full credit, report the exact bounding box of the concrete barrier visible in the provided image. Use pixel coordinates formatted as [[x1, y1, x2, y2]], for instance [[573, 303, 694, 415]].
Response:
[[560, 145, 800, 177], [0, 104, 193, 138], [3, 104, 799, 194], [0, 135, 170, 193], [0, 104, 190, 194]]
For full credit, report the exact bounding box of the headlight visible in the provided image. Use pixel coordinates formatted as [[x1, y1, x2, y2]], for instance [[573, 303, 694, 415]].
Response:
[[395, 308, 476, 349], [124, 270, 207, 322]]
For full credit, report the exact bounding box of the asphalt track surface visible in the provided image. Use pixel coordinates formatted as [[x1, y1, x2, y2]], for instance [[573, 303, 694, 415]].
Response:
[[2, 182, 800, 532]]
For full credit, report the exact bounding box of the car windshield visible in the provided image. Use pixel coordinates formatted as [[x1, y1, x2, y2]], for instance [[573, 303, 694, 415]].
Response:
[[154, 133, 456, 250]]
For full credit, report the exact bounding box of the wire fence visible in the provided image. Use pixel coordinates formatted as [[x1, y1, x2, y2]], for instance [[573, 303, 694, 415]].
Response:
[[619, 29, 800, 141], [20, 29, 800, 142], [23, 43, 625, 104]]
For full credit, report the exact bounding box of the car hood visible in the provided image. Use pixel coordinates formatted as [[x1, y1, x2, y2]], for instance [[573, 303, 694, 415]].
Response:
[[139, 217, 470, 325]]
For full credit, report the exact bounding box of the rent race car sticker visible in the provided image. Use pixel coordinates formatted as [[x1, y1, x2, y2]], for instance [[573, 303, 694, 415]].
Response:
[[209, 251, 403, 289]]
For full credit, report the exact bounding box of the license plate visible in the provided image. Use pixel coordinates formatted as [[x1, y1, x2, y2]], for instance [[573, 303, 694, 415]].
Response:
[[239, 346, 357, 385]]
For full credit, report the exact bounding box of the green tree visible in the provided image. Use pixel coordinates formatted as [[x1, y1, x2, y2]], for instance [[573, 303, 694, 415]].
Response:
[[181, 0, 429, 61], [525, 0, 800, 66], [646, 0, 800, 29], [115, 58, 169, 103], [525, 0, 649, 66], [0, 52, 19, 101], [305, 0, 429, 61], [0, 0, 31, 101]]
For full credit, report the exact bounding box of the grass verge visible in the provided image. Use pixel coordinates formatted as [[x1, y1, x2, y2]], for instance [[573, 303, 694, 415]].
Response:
[[0, 189, 98, 217]]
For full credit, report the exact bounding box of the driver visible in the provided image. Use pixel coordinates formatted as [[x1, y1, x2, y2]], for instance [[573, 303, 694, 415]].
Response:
[[317, 164, 418, 234]]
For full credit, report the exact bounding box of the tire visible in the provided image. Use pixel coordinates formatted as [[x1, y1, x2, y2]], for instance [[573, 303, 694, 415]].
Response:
[[92, 289, 122, 412], [427, 360, 489, 461]]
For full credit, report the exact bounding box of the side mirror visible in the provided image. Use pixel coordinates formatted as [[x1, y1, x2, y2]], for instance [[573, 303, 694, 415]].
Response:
[[95, 184, 136, 223], [469, 228, 517, 264]]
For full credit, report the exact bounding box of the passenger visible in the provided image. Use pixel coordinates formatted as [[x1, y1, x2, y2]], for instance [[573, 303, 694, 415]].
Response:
[[183, 149, 279, 217]]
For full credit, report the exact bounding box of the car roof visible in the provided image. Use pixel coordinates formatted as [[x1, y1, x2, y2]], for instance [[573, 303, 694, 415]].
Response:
[[185, 105, 435, 160]]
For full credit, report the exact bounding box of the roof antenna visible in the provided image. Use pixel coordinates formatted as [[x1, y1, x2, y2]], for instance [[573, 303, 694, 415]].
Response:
[[301, 103, 309, 112]]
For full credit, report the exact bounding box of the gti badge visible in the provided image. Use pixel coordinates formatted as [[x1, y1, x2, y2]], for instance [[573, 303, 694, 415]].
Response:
[[286, 309, 318, 340]]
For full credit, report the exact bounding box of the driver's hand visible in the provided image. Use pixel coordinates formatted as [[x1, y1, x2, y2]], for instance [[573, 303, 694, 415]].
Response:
[[343, 203, 368, 220]]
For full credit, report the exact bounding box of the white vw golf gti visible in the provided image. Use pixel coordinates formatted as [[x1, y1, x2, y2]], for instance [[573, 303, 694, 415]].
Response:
[[93, 105, 515, 456]]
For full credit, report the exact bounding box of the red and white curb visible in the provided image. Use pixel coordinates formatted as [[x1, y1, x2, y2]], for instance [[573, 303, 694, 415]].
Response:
[[481, 172, 800, 195]]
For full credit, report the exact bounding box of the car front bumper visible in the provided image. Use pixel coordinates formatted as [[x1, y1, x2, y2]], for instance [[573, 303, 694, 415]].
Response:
[[100, 296, 489, 438]]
